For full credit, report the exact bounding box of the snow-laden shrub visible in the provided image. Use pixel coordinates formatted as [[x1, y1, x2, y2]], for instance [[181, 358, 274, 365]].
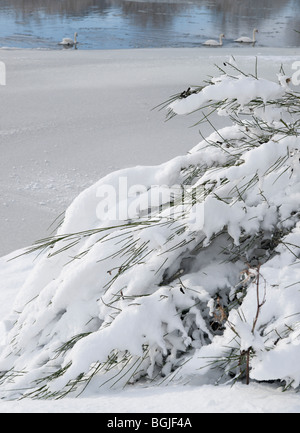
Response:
[[0, 61, 300, 398]]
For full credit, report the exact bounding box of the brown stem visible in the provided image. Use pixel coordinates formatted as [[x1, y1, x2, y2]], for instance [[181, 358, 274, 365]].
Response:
[[251, 264, 266, 334], [246, 348, 250, 385]]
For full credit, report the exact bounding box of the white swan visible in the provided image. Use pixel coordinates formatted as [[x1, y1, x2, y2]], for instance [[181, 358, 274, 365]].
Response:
[[235, 28, 258, 43], [203, 34, 225, 46], [59, 32, 78, 47]]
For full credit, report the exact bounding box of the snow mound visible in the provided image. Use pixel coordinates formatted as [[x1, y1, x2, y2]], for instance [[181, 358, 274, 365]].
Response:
[[0, 63, 300, 399]]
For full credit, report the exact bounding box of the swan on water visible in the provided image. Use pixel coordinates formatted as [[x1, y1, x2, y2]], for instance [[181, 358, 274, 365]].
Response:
[[59, 32, 78, 47], [235, 29, 258, 43], [203, 34, 225, 46]]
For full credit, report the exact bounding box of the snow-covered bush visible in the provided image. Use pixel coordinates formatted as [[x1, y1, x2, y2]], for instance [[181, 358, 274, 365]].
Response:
[[0, 60, 300, 398]]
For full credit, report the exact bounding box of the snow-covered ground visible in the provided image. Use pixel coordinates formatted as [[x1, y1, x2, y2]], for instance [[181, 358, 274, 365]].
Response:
[[0, 381, 300, 413], [1, 47, 300, 413]]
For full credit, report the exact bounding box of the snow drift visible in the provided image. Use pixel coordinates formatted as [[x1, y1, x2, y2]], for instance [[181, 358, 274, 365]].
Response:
[[0, 61, 300, 399]]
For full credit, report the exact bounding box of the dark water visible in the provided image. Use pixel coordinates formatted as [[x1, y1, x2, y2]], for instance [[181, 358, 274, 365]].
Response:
[[0, 0, 300, 50]]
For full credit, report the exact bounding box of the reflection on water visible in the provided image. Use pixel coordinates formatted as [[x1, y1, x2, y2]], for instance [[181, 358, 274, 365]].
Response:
[[0, 0, 299, 49]]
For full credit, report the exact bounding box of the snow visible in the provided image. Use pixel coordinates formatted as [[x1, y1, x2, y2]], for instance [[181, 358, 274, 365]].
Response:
[[169, 75, 284, 114], [0, 46, 299, 257], [0, 383, 299, 413], [0, 47, 300, 412]]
